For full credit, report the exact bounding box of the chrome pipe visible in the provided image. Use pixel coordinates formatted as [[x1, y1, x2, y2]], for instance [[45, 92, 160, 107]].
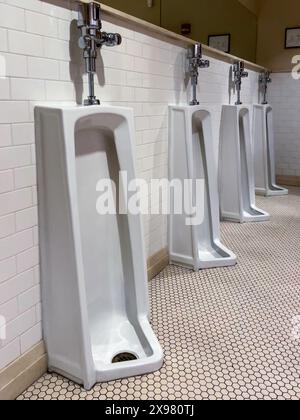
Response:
[[233, 60, 248, 105], [77, 2, 122, 106], [187, 43, 210, 106], [259, 71, 272, 105]]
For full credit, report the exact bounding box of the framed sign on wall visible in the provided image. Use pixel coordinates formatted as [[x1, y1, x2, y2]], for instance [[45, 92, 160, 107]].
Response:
[[208, 34, 231, 54], [285, 27, 300, 49]]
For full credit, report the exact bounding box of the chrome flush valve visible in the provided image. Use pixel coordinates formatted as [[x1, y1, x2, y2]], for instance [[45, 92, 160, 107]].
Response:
[[259, 70, 272, 105], [78, 2, 122, 106], [233, 60, 248, 105], [188, 43, 210, 106]]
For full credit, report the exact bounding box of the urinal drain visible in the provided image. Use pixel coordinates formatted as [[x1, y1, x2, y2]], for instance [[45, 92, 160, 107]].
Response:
[[112, 352, 138, 364]]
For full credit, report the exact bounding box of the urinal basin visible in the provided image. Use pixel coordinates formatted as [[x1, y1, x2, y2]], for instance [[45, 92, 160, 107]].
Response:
[[35, 105, 163, 389], [219, 105, 270, 223], [169, 105, 236, 271], [253, 104, 288, 197]]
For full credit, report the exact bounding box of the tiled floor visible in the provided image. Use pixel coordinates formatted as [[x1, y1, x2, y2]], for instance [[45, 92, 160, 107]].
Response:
[[18, 188, 300, 400]]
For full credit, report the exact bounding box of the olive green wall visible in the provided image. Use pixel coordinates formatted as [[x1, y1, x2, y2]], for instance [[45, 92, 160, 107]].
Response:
[[257, 0, 300, 72], [100, 0, 162, 26], [101, 0, 257, 62], [238, 0, 260, 15], [161, 0, 257, 62]]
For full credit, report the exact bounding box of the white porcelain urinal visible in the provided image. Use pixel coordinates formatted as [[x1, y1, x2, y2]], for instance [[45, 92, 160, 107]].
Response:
[[253, 104, 288, 196], [169, 105, 236, 271], [219, 105, 270, 223], [35, 105, 163, 390]]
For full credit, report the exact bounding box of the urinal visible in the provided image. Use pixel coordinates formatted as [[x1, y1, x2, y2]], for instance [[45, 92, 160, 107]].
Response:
[[169, 105, 237, 271], [219, 105, 270, 223], [35, 105, 163, 390], [253, 104, 288, 196]]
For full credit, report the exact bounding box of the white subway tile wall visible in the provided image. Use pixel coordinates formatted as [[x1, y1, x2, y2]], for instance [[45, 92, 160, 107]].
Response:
[[269, 73, 300, 177], [0, 0, 260, 371]]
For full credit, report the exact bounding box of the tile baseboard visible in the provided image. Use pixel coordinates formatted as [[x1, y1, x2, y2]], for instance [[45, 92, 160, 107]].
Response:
[[0, 248, 169, 400], [0, 342, 47, 400], [277, 175, 300, 187], [147, 248, 169, 281]]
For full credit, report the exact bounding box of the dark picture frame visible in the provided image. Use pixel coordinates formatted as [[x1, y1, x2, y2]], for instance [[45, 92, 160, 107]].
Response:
[[285, 27, 300, 49], [208, 34, 231, 54]]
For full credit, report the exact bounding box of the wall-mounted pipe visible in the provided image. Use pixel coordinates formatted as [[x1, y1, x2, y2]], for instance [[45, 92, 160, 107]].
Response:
[[259, 70, 272, 105], [187, 43, 210, 106], [233, 60, 248, 105], [78, 2, 122, 105]]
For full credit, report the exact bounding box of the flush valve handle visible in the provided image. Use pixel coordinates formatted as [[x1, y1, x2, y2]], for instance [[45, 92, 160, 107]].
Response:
[[99, 32, 122, 47]]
